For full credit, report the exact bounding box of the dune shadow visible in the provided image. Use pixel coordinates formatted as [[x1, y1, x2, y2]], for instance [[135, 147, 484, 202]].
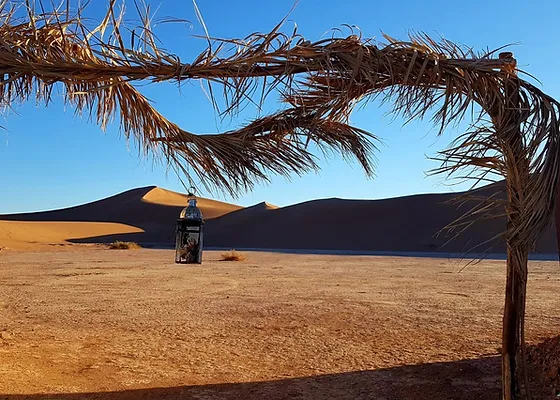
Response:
[[203, 247, 560, 261], [67, 230, 176, 246], [72, 239, 557, 262], [1, 356, 502, 400]]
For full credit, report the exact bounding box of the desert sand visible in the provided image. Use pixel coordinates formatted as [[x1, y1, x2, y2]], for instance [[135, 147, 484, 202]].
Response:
[[0, 249, 559, 399], [0, 221, 142, 251], [1, 184, 558, 398]]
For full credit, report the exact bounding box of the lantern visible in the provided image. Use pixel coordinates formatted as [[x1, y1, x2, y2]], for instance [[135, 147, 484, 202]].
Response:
[[175, 189, 204, 264]]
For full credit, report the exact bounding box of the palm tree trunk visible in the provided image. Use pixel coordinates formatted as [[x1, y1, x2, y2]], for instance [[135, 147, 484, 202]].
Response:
[[497, 52, 530, 400], [556, 186, 560, 258], [502, 246, 528, 400]]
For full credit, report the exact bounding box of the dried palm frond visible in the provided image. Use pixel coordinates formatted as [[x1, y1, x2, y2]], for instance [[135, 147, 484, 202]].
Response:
[[0, 1, 378, 195], [154, 108, 377, 193]]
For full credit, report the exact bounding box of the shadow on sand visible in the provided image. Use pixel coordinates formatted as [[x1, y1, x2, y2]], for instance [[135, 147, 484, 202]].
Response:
[[1, 356, 502, 400]]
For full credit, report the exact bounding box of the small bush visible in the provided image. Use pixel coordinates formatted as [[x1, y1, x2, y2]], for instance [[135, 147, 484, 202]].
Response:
[[220, 250, 246, 261], [109, 241, 141, 250]]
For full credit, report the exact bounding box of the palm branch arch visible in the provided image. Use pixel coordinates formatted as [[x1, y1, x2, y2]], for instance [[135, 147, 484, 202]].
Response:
[[1, 2, 559, 399]]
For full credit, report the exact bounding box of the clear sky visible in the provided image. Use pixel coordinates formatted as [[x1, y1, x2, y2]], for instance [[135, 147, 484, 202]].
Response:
[[1, 0, 559, 213]]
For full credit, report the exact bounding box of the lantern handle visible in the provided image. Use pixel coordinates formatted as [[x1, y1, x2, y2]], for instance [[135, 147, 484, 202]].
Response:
[[187, 186, 197, 197]]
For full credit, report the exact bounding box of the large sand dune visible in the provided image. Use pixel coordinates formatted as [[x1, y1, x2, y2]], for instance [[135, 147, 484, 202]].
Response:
[[206, 182, 557, 255], [1, 183, 558, 255], [0, 187, 240, 249]]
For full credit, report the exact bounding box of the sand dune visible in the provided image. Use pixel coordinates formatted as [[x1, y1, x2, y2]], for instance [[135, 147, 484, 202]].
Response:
[[1, 186, 240, 222], [1, 183, 558, 255], [142, 187, 242, 219], [0, 221, 142, 250], [0, 187, 240, 249], [207, 183, 557, 255]]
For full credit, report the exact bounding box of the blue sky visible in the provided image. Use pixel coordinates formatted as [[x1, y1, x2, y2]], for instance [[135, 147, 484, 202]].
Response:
[[1, 0, 559, 212]]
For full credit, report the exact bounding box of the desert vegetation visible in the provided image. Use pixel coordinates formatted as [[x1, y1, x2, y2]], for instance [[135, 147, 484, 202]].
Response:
[[108, 241, 141, 250], [220, 250, 246, 262]]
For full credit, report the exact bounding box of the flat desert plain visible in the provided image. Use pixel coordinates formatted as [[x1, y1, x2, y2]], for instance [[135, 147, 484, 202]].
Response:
[[0, 248, 559, 399]]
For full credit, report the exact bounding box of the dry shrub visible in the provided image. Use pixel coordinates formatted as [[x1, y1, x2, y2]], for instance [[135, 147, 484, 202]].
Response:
[[220, 250, 246, 261], [109, 241, 141, 250]]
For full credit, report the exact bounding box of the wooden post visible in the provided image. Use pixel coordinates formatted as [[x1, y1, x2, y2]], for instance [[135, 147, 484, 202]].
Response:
[[502, 249, 528, 399], [556, 187, 560, 260], [496, 52, 530, 400]]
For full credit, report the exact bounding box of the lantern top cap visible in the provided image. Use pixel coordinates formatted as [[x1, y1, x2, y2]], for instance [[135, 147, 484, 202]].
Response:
[[180, 199, 203, 220]]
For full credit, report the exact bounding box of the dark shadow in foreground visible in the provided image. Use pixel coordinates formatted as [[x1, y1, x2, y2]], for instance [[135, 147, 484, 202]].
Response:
[[1, 356, 505, 400]]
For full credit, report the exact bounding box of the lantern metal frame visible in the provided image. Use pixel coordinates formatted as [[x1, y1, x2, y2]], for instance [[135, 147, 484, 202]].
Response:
[[174, 188, 204, 264]]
